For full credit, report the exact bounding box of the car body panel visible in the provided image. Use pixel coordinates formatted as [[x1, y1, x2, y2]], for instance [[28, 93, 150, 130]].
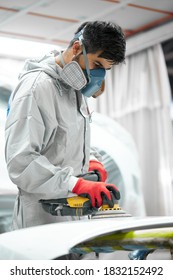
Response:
[[0, 216, 172, 260]]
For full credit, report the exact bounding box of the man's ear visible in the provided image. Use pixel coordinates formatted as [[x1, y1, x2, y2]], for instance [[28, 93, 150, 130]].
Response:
[[72, 40, 83, 55]]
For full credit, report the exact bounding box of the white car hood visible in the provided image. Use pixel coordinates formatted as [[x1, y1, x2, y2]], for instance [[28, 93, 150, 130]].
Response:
[[0, 216, 173, 260]]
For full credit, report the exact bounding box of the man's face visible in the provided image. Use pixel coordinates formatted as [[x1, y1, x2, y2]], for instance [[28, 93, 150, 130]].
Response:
[[73, 49, 113, 98]]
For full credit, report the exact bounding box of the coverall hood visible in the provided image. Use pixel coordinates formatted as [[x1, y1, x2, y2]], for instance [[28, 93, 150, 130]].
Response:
[[20, 54, 59, 77], [18, 52, 71, 94]]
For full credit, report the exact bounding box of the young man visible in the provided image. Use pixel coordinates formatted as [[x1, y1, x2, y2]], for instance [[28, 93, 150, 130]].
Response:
[[5, 21, 126, 229]]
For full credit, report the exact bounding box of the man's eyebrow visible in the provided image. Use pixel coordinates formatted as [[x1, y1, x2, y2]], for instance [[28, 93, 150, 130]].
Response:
[[96, 62, 111, 70], [95, 61, 104, 67], [95, 60, 112, 70]]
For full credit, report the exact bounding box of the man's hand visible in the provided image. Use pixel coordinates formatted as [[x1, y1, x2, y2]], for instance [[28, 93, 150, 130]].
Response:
[[72, 178, 120, 208], [89, 160, 107, 182]]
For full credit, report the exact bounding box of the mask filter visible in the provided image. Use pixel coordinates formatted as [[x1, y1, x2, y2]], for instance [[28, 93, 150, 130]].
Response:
[[60, 61, 87, 90]]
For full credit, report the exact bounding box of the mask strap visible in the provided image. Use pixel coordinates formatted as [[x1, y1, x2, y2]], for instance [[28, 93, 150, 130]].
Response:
[[81, 44, 91, 83], [59, 51, 66, 67], [76, 30, 91, 83]]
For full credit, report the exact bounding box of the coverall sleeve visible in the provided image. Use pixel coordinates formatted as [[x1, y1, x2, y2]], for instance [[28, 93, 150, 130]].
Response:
[[5, 92, 78, 200], [89, 146, 102, 162]]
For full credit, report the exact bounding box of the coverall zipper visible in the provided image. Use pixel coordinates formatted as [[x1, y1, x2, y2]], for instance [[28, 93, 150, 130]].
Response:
[[76, 93, 89, 174]]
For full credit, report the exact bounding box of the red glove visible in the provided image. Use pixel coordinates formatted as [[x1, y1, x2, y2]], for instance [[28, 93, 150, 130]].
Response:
[[89, 160, 107, 182], [72, 178, 120, 208]]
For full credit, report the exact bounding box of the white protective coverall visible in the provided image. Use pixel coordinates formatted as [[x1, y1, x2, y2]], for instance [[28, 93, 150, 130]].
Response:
[[5, 52, 100, 230]]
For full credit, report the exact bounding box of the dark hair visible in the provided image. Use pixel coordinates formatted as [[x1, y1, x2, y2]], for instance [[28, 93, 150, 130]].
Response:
[[69, 21, 126, 65]]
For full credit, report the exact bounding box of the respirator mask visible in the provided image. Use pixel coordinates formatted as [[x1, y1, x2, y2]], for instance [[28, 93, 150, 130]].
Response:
[[60, 30, 105, 97]]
